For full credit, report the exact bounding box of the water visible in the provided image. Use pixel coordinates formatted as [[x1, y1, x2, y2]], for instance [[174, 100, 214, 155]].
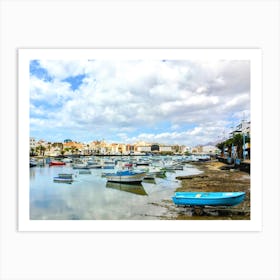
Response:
[[30, 160, 201, 220]]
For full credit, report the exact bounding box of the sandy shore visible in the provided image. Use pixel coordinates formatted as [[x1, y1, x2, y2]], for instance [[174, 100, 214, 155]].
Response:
[[163, 160, 250, 220]]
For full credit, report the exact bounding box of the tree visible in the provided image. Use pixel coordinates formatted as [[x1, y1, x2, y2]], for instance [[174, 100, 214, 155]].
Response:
[[30, 147, 35, 156], [36, 145, 46, 156], [232, 134, 243, 159], [216, 142, 225, 157], [224, 138, 233, 157]]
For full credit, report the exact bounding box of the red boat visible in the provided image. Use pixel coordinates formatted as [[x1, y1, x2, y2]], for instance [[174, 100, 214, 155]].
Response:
[[49, 161, 66, 166]]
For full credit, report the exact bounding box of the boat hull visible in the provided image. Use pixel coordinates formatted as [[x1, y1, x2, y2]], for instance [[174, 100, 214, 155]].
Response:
[[58, 173, 73, 179], [53, 177, 73, 183], [105, 171, 146, 184], [172, 192, 245, 206], [49, 161, 66, 166]]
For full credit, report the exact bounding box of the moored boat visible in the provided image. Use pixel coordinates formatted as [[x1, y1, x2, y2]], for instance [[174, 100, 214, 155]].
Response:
[[30, 159, 37, 167], [49, 161, 66, 166], [105, 170, 146, 184], [53, 177, 73, 183], [58, 173, 73, 179], [72, 163, 89, 169], [79, 170, 91, 174], [172, 192, 245, 207]]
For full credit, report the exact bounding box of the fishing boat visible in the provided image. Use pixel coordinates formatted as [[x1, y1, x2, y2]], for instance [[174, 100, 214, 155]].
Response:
[[49, 161, 66, 166], [58, 173, 73, 179], [105, 170, 146, 184], [102, 164, 115, 169], [172, 192, 245, 207], [30, 159, 37, 167], [79, 170, 91, 174], [72, 163, 89, 169], [53, 177, 73, 183]]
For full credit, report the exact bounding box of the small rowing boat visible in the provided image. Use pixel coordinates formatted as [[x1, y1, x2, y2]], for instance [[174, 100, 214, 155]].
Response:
[[172, 192, 245, 207], [58, 173, 73, 179], [105, 170, 146, 184], [49, 161, 66, 166], [53, 177, 73, 183]]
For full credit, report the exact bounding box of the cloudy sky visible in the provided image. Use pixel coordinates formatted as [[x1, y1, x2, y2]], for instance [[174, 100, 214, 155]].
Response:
[[29, 59, 250, 146]]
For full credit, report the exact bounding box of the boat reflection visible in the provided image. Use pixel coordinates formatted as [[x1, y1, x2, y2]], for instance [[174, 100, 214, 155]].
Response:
[[106, 182, 148, 196]]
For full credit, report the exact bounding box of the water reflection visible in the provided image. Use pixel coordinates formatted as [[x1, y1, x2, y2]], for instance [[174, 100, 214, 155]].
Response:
[[106, 182, 148, 196]]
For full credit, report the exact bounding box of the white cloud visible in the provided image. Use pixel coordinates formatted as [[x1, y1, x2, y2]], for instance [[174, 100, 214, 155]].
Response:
[[30, 59, 250, 145]]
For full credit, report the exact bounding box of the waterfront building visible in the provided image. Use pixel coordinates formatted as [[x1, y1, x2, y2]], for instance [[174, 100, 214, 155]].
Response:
[[230, 120, 251, 137], [125, 144, 135, 154], [136, 146, 152, 153], [201, 145, 219, 155], [159, 145, 172, 152], [30, 137, 36, 155], [63, 141, 84, 154]]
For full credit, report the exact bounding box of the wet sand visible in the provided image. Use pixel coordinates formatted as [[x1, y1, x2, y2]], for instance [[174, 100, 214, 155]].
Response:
[[162, 160, 250, 220]]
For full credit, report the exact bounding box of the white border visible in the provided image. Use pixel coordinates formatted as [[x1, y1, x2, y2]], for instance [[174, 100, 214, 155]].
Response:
[[18, 48, 262, 232]]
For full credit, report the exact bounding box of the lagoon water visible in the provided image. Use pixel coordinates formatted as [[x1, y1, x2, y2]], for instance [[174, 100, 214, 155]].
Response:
[[30, 161, 201, 220]]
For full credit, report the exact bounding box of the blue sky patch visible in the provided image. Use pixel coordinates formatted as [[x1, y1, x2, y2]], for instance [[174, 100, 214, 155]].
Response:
[[63, 74, 86, 91], [30, 60, 52, 82]]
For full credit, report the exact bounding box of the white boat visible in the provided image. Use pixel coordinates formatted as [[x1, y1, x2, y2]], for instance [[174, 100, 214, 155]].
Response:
[[72, 163, 89, 169], [61, 157, 72, 163], [105, 170, 146, 184], [58, 173, 73, 179], [30, 159, 37, 167], [53, 177, 73, 183]]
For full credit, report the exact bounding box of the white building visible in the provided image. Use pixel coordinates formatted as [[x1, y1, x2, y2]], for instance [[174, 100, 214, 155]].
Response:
[[159, 146, 172, 152], [230, 120, 251, 137], [30, 137, 36, 149], [201, 145, 219, 154], [136, 146, 151, 153]]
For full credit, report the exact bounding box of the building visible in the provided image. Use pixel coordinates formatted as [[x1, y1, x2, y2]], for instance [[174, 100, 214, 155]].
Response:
[[136, 146, 151, 153], [30, 137, 36, 155], [159, 145, 172, 152], [63, 141, 84, 154], [230, 120, 251, 137]]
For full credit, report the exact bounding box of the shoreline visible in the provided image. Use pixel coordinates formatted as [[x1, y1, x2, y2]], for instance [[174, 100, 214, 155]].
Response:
[[168, 160, 251, 220]]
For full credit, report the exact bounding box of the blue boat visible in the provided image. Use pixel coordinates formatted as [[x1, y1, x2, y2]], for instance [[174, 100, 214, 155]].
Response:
[[172, 192, 245, 207]]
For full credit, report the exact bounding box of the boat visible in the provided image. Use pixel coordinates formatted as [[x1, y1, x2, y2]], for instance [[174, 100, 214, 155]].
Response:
[[106, 182, 148, 195], [172, 192, 245, 207], [72, 163, 89, 169], [58, 173, 73, 179], [79, 170, 91, 174], [61, 157, 72, 163], [102, 164, 115, 169], [30, 159, 37, 167], [105, 170, 146, 184], [49, 161, 66, 166], [144, 173, 155, 179], [53, 177, 73, 183], [87, 164, 102, 169]]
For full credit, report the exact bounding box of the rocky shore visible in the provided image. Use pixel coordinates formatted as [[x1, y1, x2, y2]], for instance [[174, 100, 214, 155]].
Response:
[[167, 160, 250, 220]]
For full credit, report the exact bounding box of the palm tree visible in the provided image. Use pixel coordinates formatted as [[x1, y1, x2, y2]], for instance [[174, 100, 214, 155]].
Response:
[[232, 134, 243, 159], [36, 145, 46, 156], [30, 147, 35, 156], [216, 142, 225, 157]]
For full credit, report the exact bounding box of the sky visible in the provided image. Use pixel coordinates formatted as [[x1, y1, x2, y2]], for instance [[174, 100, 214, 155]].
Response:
[[29, 59, 250, 146]]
